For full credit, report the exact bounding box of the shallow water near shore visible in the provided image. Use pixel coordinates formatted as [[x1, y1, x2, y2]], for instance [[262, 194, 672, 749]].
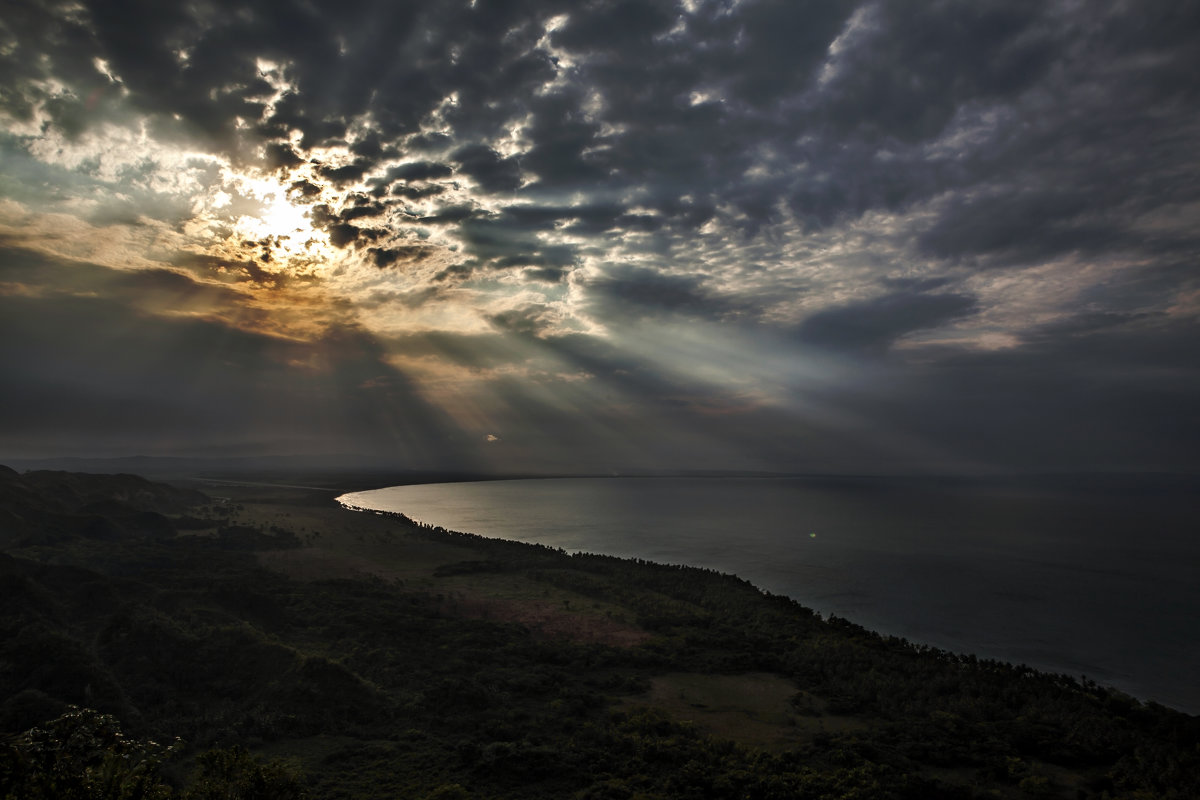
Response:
[[339, 475, 1200, 714]]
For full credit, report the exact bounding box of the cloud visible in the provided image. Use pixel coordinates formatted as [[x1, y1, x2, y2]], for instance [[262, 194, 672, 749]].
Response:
[[450, 144, 523, 193], [812, 2, 1060, 142], [795, 290, 978, 354], [386, 161, 455, 182], [0, 244, 471, 464], [1, 0, 1197, 472], [583, 265, 748, 324], [369, 245, 435, 269], [837, 313, 1200, 472], [489, 304, 558, 336]]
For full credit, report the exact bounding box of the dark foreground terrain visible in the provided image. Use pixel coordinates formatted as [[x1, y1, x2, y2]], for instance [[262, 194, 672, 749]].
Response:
[[1, 466, 1196, 799]]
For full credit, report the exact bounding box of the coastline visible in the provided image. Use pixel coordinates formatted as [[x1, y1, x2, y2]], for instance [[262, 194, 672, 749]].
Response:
[[5, 464, 1199, 798], [337, 475, 1200, 715]]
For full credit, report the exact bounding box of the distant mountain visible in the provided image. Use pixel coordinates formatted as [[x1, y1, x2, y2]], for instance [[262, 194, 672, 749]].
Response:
[[0, 466, 207, 548], [0, 454, 420, 479]]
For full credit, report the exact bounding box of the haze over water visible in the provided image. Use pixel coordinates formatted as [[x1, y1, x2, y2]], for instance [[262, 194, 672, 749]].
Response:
[[341, 475, 1200, 714]]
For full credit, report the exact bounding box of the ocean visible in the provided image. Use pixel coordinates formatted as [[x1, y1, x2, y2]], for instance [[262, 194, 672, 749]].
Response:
[[338, 475, 1199, 714]]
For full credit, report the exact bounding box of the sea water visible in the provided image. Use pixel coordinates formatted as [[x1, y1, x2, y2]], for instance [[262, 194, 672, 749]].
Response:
[[338, 475, 1199, 714]]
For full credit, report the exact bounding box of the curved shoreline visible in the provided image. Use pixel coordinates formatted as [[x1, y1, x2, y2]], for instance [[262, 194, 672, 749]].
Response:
[[336, 476, 1200, 715]]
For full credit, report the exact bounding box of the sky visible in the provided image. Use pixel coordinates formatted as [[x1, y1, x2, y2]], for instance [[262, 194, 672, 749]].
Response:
[[1, 0, 1198, 475]]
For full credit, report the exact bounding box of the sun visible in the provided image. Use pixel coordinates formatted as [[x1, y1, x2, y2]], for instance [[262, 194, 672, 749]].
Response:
[[222, 174, 335, 270], [256, 192, 311, 240]]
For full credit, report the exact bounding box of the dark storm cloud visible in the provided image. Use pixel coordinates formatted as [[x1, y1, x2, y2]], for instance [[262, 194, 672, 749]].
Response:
[[522, 267, 567, 283], [488, 304, 557, 336], [4, 1, 549, 164], [417, 204, 478, 225], [390, 183, 448, 200], [918, 187, 1122, 265], [364, 285, 444, 310], [368, 245, 434, 269], [171, 252, 276, 285], [814, 1, 1061, 142], [436, 243, 577, 283], [288, 179, 324, 198], [0, 1, 133, 131], [339, 203, 387, 222], [8, 0, 1196, 243], [263, 142, 305, 171], [491, 245, 577, 271], [385, 161, 455, 182], [0, 245, 470, 464], [440, 214, 571, 274], [833, 314, 1200, 472], [584, 265, 747, 323], [307, 201, 393, 249], [323, 224, 358, 248], [551, 0, 675, 53], [795, 290, 978, 354], [318, 161, 373, 186], [1, 241, 251, 306], [916, 114, 1200, 267], [450, 144, 523, 194], [5, 0, 1200, 471]]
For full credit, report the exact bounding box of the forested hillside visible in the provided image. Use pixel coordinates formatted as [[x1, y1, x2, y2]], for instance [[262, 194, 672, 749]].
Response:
[[1, 468, 1196, 799]]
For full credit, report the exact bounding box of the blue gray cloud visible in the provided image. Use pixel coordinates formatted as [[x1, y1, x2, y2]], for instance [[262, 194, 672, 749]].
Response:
[[1, 0, 1198, 472]]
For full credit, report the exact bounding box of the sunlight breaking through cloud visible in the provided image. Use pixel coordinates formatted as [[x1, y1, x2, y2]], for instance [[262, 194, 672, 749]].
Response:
[[0, 0, 1197, 472]]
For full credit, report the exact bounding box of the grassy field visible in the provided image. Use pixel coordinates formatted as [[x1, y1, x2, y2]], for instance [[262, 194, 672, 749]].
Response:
[[191, 481, 875, 752], [203, 483, 655, 646]]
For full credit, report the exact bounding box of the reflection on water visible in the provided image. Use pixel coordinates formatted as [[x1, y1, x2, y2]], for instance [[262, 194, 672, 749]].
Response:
[[339, 475, 1200, 713]]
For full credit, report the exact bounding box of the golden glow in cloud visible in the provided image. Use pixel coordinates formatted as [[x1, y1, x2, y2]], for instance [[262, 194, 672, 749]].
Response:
[[202, 171, 339, 274]]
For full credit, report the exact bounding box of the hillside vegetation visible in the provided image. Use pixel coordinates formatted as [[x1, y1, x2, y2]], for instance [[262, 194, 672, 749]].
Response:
[[1, 467, 1196, 799]]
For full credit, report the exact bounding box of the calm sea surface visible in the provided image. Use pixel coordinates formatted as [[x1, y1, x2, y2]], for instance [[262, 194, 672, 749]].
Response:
[[338, 476, 1199, 713]]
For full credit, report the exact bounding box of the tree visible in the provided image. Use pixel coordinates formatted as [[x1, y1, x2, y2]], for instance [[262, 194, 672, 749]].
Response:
[[0, 706, 176, 800], [183, 746, 305, 800]]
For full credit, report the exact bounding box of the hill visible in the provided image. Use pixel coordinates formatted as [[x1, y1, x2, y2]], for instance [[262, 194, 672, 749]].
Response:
[[1, 467, 1196, 799]]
